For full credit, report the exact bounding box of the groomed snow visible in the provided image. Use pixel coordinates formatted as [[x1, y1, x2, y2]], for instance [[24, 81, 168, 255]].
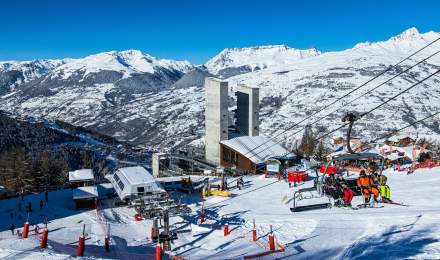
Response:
[[1, 166, 440, 259]]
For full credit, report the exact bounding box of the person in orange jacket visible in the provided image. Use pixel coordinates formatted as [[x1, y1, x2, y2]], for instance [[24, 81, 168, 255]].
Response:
[[357, 170, 379, 203]]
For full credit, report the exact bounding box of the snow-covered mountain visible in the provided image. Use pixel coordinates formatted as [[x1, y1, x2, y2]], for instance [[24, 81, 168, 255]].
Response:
[[0, 59, 65, 94], [0, 27, 439, 150], [204, 45, 320, 77]]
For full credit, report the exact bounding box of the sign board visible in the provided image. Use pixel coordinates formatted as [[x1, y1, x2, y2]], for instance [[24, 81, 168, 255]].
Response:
[[266, 162, 280, 173]]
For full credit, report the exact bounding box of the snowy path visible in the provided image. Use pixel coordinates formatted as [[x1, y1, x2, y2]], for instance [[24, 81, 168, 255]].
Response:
[[0, 167, 440, 259], [170, 168, 440, 259]]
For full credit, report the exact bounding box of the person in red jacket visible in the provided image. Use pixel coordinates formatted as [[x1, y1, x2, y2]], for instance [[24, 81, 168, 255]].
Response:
[[337, 175, 354, 207], [357, 170, 379, 203]]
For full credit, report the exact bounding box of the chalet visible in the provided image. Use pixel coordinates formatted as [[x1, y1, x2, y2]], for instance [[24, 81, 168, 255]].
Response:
[[385, 136, 415, 147], [68, 169, 94, 188], [68, 169, 97, 209], [72, 186, 98, 209], [106, 166, 165, 202], [220, 136, 295, 174]]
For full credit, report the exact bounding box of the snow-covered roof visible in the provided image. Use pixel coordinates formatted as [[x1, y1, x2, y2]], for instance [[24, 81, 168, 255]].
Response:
[[156, 175, 209, 183], [220, 136, 294, 164], [116, 166, 155, 185], [68, 169, 94, 182], [72, 186, 98, 200]]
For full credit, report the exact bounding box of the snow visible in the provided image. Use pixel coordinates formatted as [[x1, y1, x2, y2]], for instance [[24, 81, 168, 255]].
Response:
[[220, 135, 295, 164], [115, 166, 156, 185], [205, 45, 321, 74], [68, 169, 94, 182], [1, 28, 440, 149], [52, 50, 193, 79], [72, 186, 98, 200], [1, 167, 440, 259]]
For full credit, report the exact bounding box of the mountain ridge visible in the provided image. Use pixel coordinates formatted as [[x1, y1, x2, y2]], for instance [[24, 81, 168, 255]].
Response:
[[0, 27, 439, 150]]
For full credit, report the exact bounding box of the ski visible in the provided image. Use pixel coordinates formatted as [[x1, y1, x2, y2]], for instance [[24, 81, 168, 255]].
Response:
[[354, 203, 384, 209], [382, 200, 409, 207]]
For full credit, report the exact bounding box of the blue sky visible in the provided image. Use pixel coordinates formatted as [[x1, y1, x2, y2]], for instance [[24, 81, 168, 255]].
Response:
[[1, 0, 439, 64]]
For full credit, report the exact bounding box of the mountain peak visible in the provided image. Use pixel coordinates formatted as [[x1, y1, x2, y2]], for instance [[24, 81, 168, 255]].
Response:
[[205, 45, 321, 75], [390, 27, 421, 41]]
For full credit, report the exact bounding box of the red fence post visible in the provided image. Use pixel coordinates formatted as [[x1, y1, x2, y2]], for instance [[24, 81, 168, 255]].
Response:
[[22, 222, 29, 239], [268, 234, 275, 251], [156, 243, 161, 260], [40, 228, 48, 248], [224, 224, 229, 236], [105, 235, 110, 252], [77, 235, 85, 257]]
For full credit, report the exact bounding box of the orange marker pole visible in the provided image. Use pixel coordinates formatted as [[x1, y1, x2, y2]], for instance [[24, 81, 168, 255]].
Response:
[[268, 234, 275, 251], [40, 228, 48, 248], [104, 235, 110, 252], [252, 219, 257, 241], [22, 222, 29, 239], [155, 243, 161, 260], [77, 235, 85, 256], [224, 224, 229, 236]]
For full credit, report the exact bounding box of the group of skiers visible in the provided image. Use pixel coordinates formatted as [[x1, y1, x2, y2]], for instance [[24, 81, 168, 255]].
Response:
[[8, 190, 49, 237], [325, 163, 391, 207]]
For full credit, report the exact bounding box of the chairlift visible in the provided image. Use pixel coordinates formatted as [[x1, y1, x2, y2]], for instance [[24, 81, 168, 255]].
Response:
[[290, 112, 385, 213]]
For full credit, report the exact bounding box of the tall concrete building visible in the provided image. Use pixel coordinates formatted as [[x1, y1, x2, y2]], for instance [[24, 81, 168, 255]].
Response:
[[205, 78, 229, 165], [235, 84, 259, 136]]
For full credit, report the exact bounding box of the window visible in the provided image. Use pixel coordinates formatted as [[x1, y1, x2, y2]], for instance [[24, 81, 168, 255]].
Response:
[[137, 187, 145, 194], [231, 151, 239, 164], [114, 174, 120, 183], [117, 180, 124, 191], [223, 146, 231, 162]]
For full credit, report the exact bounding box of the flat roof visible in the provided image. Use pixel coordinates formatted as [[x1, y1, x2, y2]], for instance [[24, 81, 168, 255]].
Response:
[[72, 186, 98, 200], [156, 175, 209, 183], [333, 153, 384, 161], [221, 136, 295, 164], [117, 166, 155, 185], [69, 169, 94, 182]]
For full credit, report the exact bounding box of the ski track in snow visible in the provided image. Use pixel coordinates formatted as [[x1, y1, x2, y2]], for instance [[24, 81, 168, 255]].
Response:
[[0, 167, 440, 259]]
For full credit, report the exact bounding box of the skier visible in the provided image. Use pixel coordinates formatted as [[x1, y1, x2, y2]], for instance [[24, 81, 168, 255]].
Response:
[[375, 172, 391, 202], [324, 175, 342, 204], [40, 200, 44, 210], [34, 224, 39, 235], [336, 175, 354, 207], [357, 170, 379, 203], [10, 223, 15, 235], [45, 190, 48, 203]]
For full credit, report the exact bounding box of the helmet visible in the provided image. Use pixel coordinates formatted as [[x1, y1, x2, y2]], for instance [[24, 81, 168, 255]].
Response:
[[360, 170, 366, 176]]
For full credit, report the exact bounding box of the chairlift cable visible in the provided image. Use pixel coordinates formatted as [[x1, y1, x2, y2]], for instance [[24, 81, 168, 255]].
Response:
[[239, 37, 440, 159]]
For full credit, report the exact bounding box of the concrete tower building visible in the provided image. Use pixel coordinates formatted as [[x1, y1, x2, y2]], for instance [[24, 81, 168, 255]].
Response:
[[205, 78, 229, 165], [235, 84, 259, 136]]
